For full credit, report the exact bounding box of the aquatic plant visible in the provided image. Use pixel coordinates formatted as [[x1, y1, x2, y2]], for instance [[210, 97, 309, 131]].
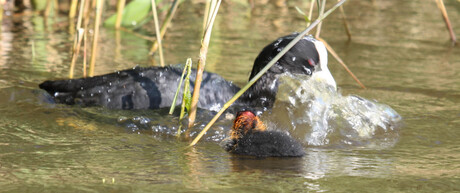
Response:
[[187, 0, 222, 129]]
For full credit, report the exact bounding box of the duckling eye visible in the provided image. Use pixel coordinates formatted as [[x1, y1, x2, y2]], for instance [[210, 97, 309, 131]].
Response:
[[307, 58, 316, 66]]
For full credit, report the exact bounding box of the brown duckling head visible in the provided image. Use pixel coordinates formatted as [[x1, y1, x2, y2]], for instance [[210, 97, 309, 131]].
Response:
[[225, 110, 305, 157]]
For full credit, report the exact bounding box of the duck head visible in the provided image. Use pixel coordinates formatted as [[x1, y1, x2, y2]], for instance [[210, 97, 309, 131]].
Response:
[[242, 33, 337, 108]]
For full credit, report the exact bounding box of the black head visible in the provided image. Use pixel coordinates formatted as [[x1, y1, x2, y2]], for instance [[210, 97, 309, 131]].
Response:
[[240, 33, 325, 108], [249, 33, 319, 79]]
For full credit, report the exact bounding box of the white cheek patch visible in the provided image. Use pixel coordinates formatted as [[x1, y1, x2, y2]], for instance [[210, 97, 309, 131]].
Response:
[[312, 40, 337, 90]]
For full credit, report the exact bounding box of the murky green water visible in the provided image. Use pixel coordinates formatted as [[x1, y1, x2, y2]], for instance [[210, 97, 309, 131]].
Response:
[[0, 0, 459, 192]]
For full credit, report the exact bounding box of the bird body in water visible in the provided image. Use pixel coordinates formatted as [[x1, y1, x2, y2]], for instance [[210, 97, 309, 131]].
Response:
[[224, 111, 305, 157], [39, 33, 336, 111]]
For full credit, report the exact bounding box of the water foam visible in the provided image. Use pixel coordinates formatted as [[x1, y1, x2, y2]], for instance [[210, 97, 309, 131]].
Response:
[[266, 73, 402, 147]]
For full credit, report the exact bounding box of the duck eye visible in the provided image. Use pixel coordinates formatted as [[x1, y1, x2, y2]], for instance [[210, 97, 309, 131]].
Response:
[[307, 58, 316, 66]]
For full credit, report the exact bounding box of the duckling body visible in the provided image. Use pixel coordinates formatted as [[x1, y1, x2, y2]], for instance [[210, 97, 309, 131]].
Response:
[[225, 111, 305, 157]]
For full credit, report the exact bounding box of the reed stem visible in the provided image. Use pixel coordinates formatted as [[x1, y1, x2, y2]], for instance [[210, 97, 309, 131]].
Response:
[[0, 2, 3, 24], [306, 0, 315, 27], [338, 0, 351, 40], [187, 0, 222, 129], [69, 29, 84, 78], [83, 29, 87, 77], [151, 0, 165, 67], [71, 0, 85, 51], [202, 0, 211, 32], [115, 0, 126, 29], [89, 0, 104, 77], [149, 0, 181, 55], [170, 59, 191, 114], [315, 0, 326, 38], [69, 0, 78, 20], [317, 37, 365, 89], [189, 0, 348, 146], [435, 0, 457, 44], [76, 0, 85, 30], [177, 59, 193, 137]]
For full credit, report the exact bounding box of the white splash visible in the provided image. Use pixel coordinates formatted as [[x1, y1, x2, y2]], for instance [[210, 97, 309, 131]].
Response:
[[269, 73, 402, 147]]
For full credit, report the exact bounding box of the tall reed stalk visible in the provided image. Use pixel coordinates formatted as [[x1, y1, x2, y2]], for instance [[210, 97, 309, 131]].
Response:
[[69, 0, 78, 20], [189, 0, 348, 146], [306, 0, 315, 27], [69, 29, 84, 78], [149, 0, 181, 55], [317, 37, 365, 89], [187, 0, 222, 129], [202, 0, 211, 32], [151, 0, 165, 67], [115, 0, 126, 29], [0, 2, 3, 25], [89, 0, 104, 77], [69, 0, 87, 78], [338, 0, 351, 40], [315, 0, 326, 38], [170, 59, 191, 115], [435, 0, 457, 44]]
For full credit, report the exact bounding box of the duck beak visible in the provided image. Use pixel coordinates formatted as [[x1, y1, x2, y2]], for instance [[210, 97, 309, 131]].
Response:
[[312, 40, 337, 90]]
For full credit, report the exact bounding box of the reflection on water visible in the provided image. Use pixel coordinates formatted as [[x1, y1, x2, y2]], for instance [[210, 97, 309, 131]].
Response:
[[0, 0, 459, 192]]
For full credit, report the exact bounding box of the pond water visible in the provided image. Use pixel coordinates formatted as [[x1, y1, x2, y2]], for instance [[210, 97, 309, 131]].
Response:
[[1, 0, 459, 192]]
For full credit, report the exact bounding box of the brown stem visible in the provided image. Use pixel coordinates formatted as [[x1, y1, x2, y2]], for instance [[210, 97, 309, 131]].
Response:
[[187, 0, 222, 129], [89, 0, 104, 77], [435, 0, 457, 44], [149, 0, 181, 55], [317, 37, 365, 89], [69, 29, 84, 78], [69, 0, 78, 20], [151, 0, 165, 67], [338, 0, 351, 40], [115, 0, 126, 29], [315, 0, 326, 38]]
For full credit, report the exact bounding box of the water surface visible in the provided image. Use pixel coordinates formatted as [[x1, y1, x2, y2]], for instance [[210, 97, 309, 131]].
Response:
[[0, 0, 459, 192]]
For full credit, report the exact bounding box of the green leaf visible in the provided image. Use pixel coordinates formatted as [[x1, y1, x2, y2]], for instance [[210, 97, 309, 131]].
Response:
[[179, 59, 193, 119], [169, 62, 188, 114], [104, 0, 164, 28], [183, 60, 193, 113], [295, 6, 306, 16], [295, 6, 310, 23]]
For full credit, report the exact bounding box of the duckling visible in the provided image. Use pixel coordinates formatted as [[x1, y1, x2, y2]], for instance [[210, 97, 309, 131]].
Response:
[[224, 110, 305, 157]]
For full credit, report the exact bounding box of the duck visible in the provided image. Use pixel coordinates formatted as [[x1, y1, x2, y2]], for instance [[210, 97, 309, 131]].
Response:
[[224, 110, 305, 157], [39, 33, 336, 110]]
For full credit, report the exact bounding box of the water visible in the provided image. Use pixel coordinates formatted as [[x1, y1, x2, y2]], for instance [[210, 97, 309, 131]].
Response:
[[267, 73, 401, 147], [1, 0, 459, 192]]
